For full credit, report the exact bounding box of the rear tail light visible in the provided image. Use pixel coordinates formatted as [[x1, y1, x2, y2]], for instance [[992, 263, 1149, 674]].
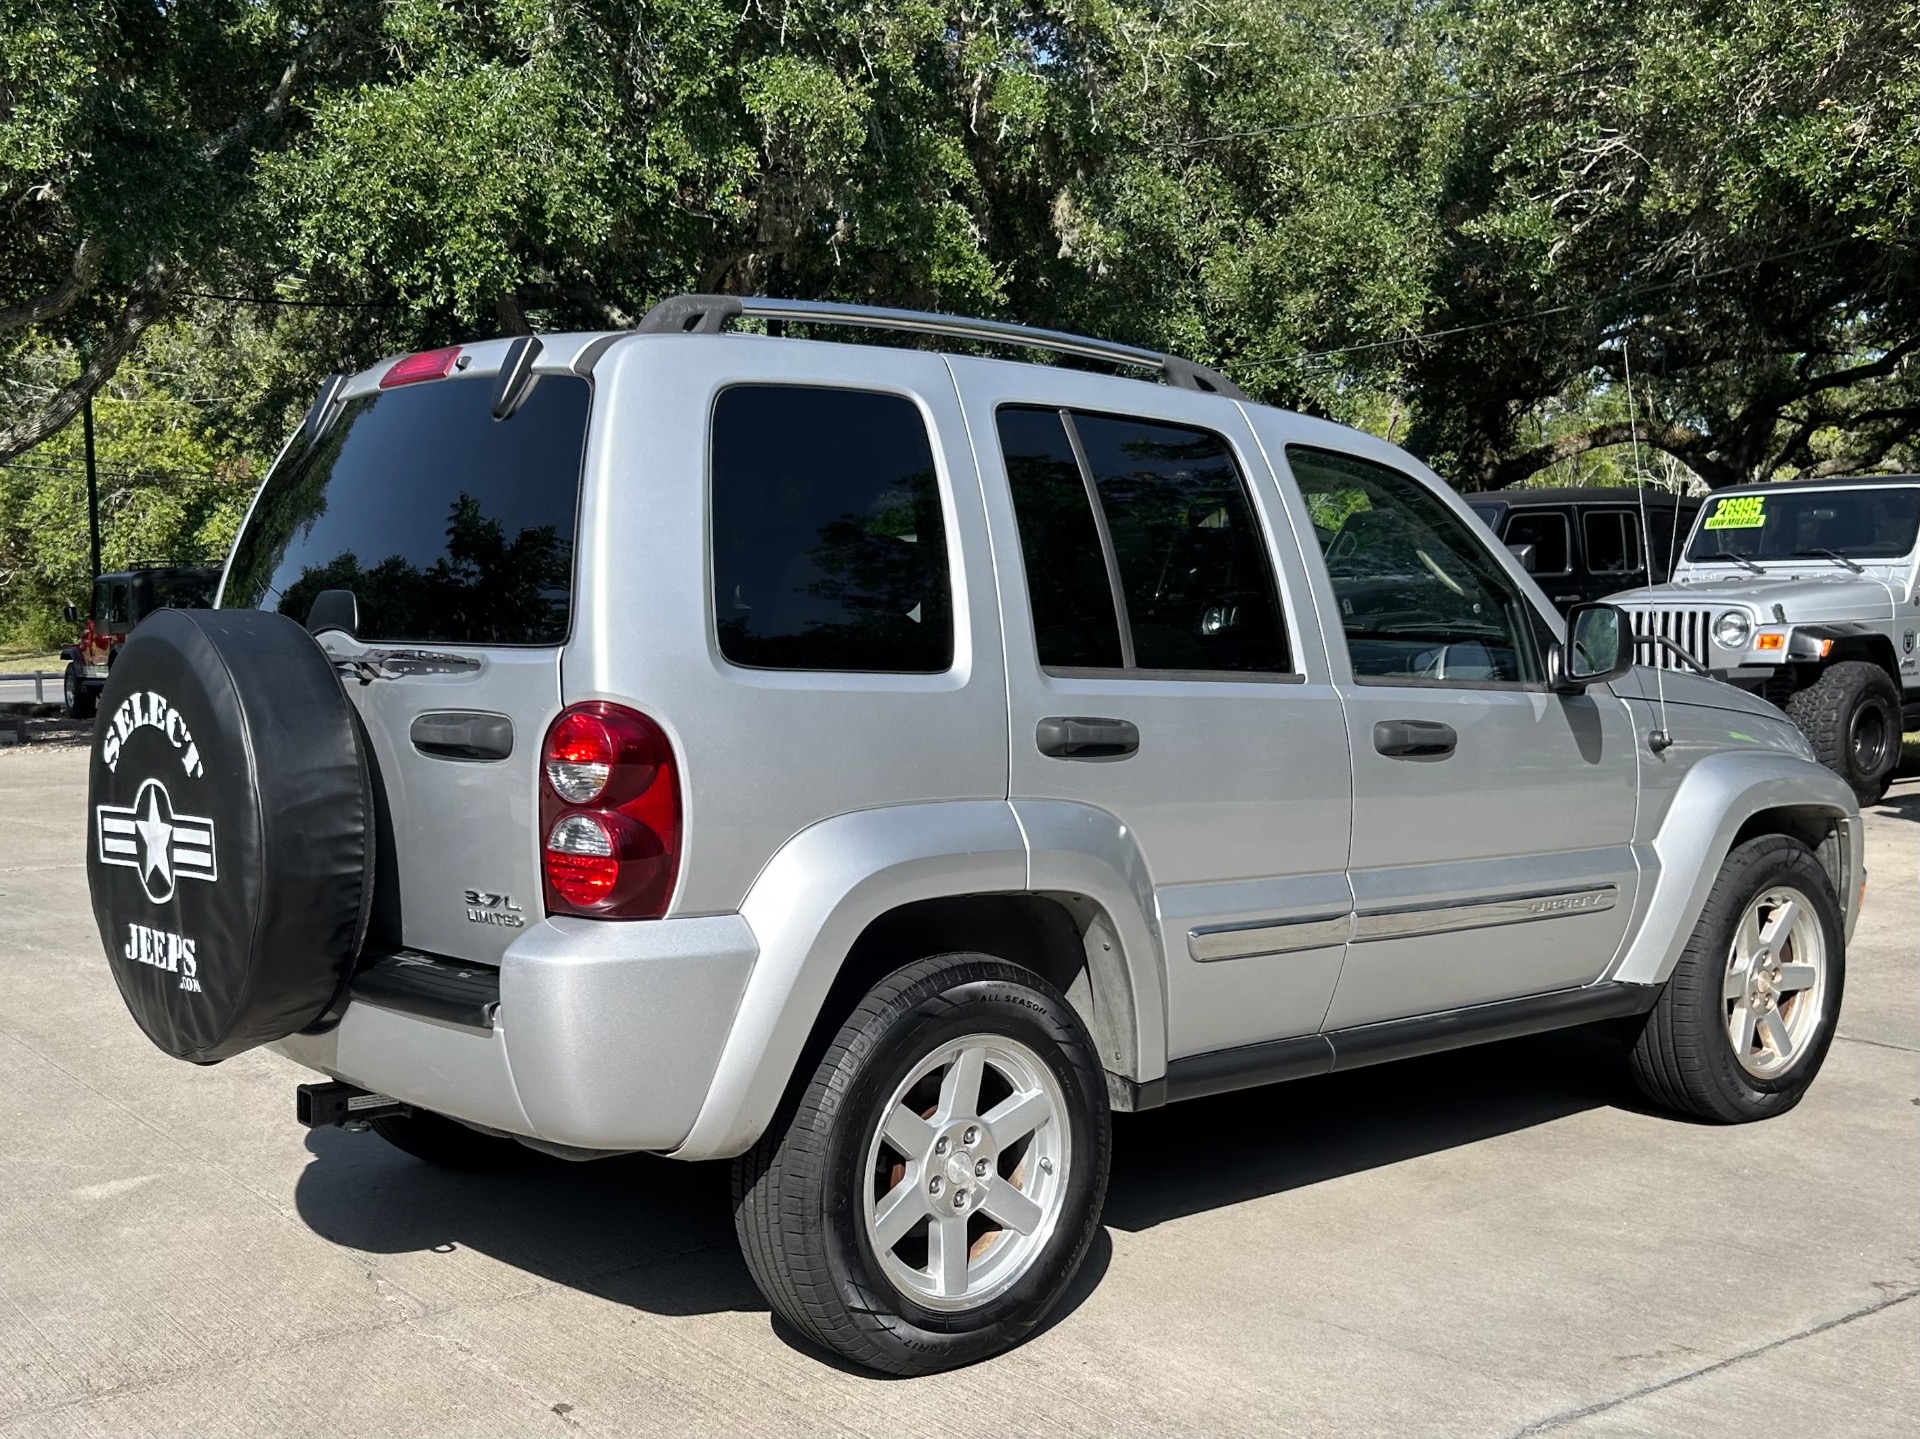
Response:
[[380, 346, 462, 388], [539, 702, 680, 919]]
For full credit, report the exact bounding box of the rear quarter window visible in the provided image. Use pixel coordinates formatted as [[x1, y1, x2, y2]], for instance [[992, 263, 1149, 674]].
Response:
[[710, 384, 953, 673]]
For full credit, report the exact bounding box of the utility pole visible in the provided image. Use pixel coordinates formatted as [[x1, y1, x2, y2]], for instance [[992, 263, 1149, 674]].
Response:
[[82, 386, 102, 580]]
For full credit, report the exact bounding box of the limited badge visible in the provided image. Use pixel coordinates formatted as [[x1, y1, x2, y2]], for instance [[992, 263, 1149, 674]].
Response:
[[464, 890, 526, 928], [96, 777, 218, 904]]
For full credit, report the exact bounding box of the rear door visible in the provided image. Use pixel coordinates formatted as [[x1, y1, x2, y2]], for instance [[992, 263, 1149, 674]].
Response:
[[221, 357, 591, 962], [956, 365, 1353, 1062]]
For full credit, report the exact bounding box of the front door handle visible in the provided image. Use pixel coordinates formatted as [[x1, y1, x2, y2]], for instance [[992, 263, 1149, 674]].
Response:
[[1373, 719, 1457, 758], [1037, 716, 1140, 759]]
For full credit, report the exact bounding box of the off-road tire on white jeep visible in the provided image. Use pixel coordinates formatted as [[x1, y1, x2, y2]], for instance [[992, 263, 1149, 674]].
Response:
[[1627, 835, 1844, 1123], [369, 1109, 531, 1170], [732, 954, 1111, 1375], [1784, 660, 1901, 804]]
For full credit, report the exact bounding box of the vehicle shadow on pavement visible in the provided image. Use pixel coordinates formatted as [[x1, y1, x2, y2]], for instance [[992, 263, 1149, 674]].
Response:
[[291, 1028, 1629, 1335], [293, 1122, 1115, 1365], [1866, 786, 1917, 823], [1105, 1025, 1632, 1232]]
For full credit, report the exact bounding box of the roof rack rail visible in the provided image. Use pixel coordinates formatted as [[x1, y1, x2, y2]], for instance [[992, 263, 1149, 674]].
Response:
[[635, 294, 1247, 400]]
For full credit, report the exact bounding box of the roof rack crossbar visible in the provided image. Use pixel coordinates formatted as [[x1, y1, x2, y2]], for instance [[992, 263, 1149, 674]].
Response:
[[635, 293, 1247, 399]]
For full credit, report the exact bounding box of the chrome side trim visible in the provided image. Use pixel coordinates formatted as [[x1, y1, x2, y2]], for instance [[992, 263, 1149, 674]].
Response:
[[1188, 913, 1352, 963], [1352, 885, 1618, 944]]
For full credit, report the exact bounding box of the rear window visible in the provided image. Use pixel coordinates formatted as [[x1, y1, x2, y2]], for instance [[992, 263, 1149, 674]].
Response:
[[222, 373, 589, 645], [998, 405, 1291, 675], [710, 384, 952, 673], [150, 573, 215, 610]]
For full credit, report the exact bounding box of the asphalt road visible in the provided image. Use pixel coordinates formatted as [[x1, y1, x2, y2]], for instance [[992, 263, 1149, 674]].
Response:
[[0, 672, 60, 708], [2, 745, 1913, 1438]]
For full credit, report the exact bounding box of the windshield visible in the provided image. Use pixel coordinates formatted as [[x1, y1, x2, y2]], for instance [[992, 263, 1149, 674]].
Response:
[[222, 373, 589, 645], [1686, 486, 1920, 563]]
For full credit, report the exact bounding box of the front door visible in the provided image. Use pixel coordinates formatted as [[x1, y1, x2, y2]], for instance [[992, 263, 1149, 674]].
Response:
[[956, 365, 1353, 1063], [1269, 441, 1641, 1029]]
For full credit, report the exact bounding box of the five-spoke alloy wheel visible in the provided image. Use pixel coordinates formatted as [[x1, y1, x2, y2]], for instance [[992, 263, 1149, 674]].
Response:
[[733, 953, 1110, 1375]]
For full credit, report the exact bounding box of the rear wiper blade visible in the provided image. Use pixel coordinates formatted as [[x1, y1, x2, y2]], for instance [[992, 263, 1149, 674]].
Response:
[[335, 649, 485, 683], [1790, 548, 1864, 574], [1694, 550, 1764, 574]]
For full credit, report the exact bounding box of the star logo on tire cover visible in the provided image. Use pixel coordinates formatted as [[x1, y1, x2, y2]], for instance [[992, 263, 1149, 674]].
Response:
[[96, 779, 217, 905]]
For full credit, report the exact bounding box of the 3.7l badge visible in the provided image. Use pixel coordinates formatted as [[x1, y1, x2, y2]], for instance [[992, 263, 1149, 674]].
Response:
[[464, 890, 525, 928]]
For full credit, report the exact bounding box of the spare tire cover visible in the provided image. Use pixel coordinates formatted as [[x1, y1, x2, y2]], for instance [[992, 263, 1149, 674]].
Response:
[[87, 608, 373, 1063]]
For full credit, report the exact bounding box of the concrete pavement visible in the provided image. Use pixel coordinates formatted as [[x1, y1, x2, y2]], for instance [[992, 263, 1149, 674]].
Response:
[[1, 744, 1913, 1437]]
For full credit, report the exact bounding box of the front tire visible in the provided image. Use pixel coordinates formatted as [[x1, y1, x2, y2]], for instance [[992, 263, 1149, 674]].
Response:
[[1627, 835, 1844, 1123], [1784, 660, 1900, 803], [732, 954, 1111, 1375]]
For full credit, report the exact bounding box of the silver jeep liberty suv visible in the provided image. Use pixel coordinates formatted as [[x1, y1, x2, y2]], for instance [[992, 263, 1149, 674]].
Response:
[[87, 296, 1863, 1375]]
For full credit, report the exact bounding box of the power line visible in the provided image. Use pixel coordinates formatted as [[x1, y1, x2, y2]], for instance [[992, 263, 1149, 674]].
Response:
[[1274, 234, 1862, 372]]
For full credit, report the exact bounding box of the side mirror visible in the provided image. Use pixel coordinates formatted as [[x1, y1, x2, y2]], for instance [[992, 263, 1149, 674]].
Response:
[[306, 588, 360, 637], [1551, 602, 1634, 692], [64, 603, 78, 623], [1506, 542, 1538, 573]]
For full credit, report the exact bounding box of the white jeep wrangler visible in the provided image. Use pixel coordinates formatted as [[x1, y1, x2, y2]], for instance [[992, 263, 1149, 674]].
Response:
[[1610, 476, 1920, 802]]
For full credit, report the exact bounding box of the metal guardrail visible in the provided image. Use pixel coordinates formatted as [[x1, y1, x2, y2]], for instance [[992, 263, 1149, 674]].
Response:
[[0, 671, 57, 703]]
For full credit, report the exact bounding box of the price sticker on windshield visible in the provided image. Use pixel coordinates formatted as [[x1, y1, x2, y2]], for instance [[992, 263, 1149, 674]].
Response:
[[1704, 495, 1767, 530]]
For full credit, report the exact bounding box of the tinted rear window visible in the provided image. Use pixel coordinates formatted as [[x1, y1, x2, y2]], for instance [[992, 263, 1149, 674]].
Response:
[[223, 374, 589, 644], [710, 385, 952, 672]]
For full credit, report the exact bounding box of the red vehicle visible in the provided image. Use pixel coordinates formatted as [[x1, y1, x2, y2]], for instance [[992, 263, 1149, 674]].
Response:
[[61, 565, 220, 718]]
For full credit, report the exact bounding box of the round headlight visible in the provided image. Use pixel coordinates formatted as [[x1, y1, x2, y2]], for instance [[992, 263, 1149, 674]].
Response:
[[1713, 610, 1752, 648]]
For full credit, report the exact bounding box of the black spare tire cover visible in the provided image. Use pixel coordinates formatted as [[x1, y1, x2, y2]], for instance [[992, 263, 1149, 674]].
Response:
[[87, 608, 373, 1063]]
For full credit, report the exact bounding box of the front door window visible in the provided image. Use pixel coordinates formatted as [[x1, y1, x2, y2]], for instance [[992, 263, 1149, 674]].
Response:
[[1287, 447, 1543, 685]]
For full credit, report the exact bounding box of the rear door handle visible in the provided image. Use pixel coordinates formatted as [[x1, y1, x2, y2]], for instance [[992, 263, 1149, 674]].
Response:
[[1037, 716, 1140, 759], [1372, 719, 1457, 759], [411, 710, 514, 762]]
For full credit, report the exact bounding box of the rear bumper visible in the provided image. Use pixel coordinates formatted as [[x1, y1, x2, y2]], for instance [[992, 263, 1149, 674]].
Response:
[[270, 914, 758, 1153]]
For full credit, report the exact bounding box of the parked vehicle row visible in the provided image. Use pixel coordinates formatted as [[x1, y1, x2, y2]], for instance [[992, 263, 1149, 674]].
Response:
[[86, 298, 1865, 1375]]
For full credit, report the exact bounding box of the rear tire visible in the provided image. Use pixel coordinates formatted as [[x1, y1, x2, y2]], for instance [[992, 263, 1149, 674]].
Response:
[[1784, 660, 1900, 803], [62, 663, 95, 720], [1627, 835, 1844, 1123], [732, 953, 1110, 1375], [370, 1109, 531, 1170]]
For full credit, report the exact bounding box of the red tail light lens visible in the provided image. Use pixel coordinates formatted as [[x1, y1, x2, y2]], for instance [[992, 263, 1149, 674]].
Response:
[[380, 346, 462, 388], [540, 703, 680, 919]]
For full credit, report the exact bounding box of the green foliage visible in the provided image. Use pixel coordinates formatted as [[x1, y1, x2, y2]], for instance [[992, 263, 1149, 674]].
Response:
[[0, 0, 1914, 645], [0, 324, 259, 646]]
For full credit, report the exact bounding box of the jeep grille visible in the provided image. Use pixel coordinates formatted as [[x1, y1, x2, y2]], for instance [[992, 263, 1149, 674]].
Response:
[[1628, 607, 1715, 670]]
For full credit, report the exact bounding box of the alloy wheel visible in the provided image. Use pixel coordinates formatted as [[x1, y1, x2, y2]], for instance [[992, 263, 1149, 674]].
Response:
[[1723, 885, 1828, 1078], [861, 1033, 1071, 1312]]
